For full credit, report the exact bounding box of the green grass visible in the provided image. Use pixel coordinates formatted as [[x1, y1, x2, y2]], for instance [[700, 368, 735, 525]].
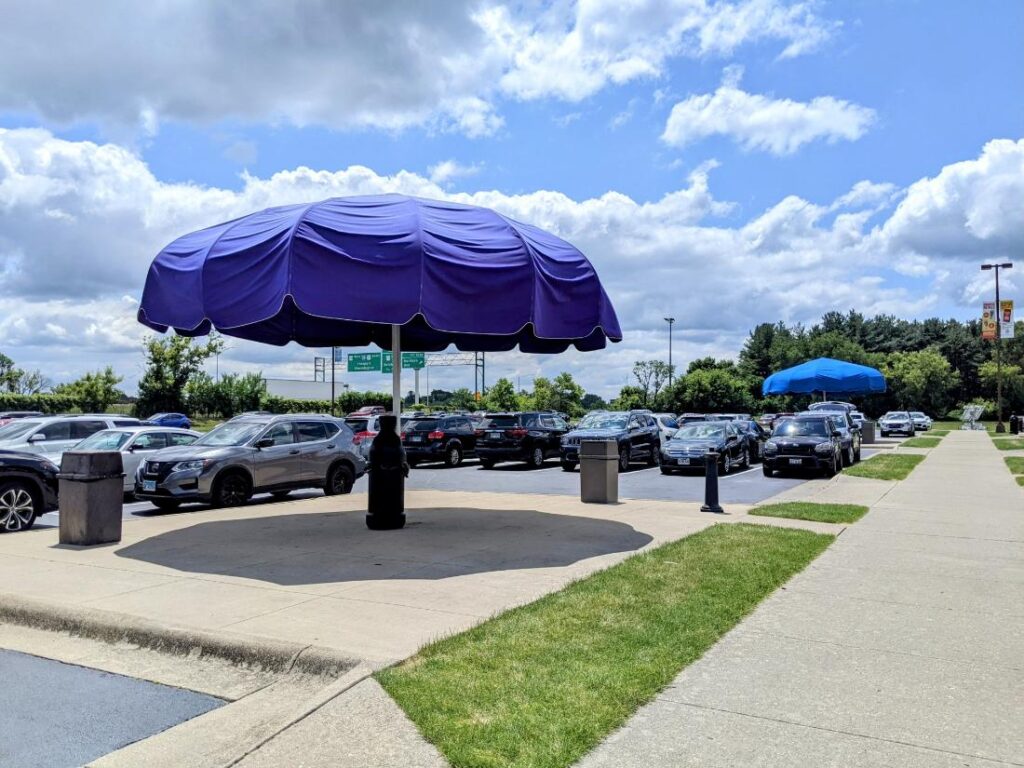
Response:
[[1017, 476, 1024, 487], [844, 453, 925, 481], [992, 439, 1024, 451], [901, 437, 942, 449], [377, 524, 833, 768], [928, 430, 950, 437], [750, 502, 869, 524], [1004, 457, 1024, 475], [189, 417, 221, 432]]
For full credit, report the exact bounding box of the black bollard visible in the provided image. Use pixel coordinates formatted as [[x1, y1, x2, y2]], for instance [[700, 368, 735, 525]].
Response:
[[366, 414, 408, 530], [700, 449, 724, 514]]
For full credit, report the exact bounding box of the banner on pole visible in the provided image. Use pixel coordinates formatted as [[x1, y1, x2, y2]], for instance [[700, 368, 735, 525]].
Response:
[[982, 302, 997, 340], [1000, 300, 1015, 339]]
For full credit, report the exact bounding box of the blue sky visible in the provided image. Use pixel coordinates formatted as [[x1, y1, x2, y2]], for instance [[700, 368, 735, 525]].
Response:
[[0, 0, 1021, 396]]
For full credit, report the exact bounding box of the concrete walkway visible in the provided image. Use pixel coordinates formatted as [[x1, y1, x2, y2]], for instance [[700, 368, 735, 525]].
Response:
[[579, 430, 1024, 767]]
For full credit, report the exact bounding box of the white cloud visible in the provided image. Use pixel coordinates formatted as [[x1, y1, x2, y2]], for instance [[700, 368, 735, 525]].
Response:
[[428, 159, 483, 186], [662, 66, 875, 154], [0, 128, 1019, 396]]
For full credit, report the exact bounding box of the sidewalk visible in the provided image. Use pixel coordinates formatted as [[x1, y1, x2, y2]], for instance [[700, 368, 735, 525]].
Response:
[[579, 430, 1024, 767]]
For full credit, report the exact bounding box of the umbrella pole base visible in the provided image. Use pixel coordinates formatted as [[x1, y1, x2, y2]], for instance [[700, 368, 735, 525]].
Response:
[[366, 513, 406, 531]]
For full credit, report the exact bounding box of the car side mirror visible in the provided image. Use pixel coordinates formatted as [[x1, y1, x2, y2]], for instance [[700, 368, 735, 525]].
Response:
[[28, 433, 45, 443], [255, 437, 274, 449]]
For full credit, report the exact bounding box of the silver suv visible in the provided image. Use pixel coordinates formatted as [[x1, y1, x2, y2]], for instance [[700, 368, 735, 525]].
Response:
[[0, 414, 141, 460], [133, 414, 365, 511]]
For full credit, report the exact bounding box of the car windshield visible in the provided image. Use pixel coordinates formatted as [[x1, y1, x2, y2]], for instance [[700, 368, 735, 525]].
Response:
[[774, 420, 829, 437], [194, 421, 265, 447], [883, 412, 908, 419], [0, 420, 43, 441], [577, 413, 628, 430], [911, 412, 925, 418], [75, 430, 133, 451], [674, 424, 725, 440]]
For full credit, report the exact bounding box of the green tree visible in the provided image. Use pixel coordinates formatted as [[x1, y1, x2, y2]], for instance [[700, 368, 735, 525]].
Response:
[[611, 385, 646, 411], [485, 378, 518, 411], [449, 388, 476, 411], [883, 349, 960, 415], [581, 393, 607, 411], [136, 334, 224, 417], [671, 368, 755, 413], [53, 367, 124, 412], [550, 372, 585, 417], [632, 360, 673, 407]]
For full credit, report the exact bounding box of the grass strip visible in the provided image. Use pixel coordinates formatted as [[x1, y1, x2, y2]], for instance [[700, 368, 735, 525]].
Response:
[[1017, 476, 1024, 487], [1004, 457, 1024, 475], [993, 439, 1024, 451], [901, 437, 941, 449], [927, 430, 949, 437], [377, 524, 833, 768], [750, 502, 868, 524], [844, 453, 925, 481]]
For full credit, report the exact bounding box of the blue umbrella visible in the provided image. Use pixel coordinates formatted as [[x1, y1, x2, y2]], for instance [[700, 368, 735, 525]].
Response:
[[762, 357, 886, 398], [138, 194, 622, 414]]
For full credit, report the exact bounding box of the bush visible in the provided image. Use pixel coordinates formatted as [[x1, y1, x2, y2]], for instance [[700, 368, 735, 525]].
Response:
[[259, 390, 392, 416], [0, 393, 79, 414]]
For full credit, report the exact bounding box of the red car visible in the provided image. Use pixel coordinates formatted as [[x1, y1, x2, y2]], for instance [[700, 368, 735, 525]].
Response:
[[348, 405, 386, 417]]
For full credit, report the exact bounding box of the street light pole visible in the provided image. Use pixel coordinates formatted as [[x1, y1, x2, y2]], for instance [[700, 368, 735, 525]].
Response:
[[981, 262, 1013, 433], [664, 317, 675, 389]]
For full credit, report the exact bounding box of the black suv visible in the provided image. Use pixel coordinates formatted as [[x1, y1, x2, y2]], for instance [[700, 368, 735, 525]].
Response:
[[762, 416, 844, 478], [476, 412, 570, 469], [0, 450, 60, 532], [559, 410, 661, 472], [403, 415, 478, 467]]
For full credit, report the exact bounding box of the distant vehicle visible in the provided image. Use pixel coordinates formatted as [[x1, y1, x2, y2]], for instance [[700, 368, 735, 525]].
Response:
[[762, 417, 843, 478], [0, 450, 60, 532], [559, 410, 660, 472], [675, 413, 707, 425], [0, 411, 44, 428], [757, 414, 776, 429], [0, 415, 141, 461], [807, 401, 857, 414], [652, 413, 679, 446], [402, 415, 479, 468], [476, 412, 570, 468], [145, 412, 192, 430], [400, 411, 426, 419], [909, 411, 932, 431], [879, 411, 915, 437], [133, 414, 363, 510], [344, 414, 384, 460], [73, 426, 201, 493], [661, 421, 749, 475], [349, 405, 386, 417], [733, 419, 769, 463], [849, 411, 866, 427]]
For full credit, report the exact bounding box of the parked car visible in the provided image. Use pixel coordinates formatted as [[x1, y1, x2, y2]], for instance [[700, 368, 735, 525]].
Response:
[[133, 414, 363, 510], [0, 411, 44, 428], [821, 412, 862, 465], [349, 405, 386, 417], [733, 419, 769, 463], [652, 413, 679, 446], [909, 411, 932, 431], [879, 411, 916, 437], [807, 401, 857, 414], [675, 413, 707, 424], [0, 414, 141, 461], [344, 414, 384, 460], [762, 416, 844, 478], [476, 412, 570, 468], [559, 410, 661, 472], [0, 450, 60, 532], [660, 421, 749, 475], [849, 411, 866, 428], [402, 415, 478, 467], [757, 413, 776, 429], [73, 426, 201, 493], [144, 412, 192, 430]]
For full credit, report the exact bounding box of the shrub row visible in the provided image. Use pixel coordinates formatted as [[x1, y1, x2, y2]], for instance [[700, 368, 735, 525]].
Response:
[[0, 393, 81, 414], [259, 390, 392, 416]]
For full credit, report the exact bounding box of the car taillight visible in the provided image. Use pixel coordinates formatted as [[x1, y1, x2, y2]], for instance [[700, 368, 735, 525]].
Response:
[[352, 431, 372, 445], [400, 432, 406, 440], [508, 428, 528, 438], [474, 429, 484, 436], [428, 430, 445, 439]]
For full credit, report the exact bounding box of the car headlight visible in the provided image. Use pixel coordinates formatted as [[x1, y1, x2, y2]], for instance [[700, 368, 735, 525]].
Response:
[[814, 443, 833, 454], [172, 459, 212, 472], [763, 442, 778, 454]]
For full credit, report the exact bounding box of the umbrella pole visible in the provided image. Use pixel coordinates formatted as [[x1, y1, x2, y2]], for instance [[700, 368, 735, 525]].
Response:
[[391, 324, 402, 419]]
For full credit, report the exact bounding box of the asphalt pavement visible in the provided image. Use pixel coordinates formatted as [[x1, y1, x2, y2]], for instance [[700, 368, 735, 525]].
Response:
[[0, 648, 222, 768]]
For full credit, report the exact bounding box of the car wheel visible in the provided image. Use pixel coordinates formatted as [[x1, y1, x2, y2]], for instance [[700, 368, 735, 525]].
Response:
[[823, 454, 837, 478], [846, 446, 855, 466], [444, 444, 463, 468], [618, 447, 630, 472], [647, 447, 660, 466], [212, 471, 251, 508], [480, 459, 496, 469], [762, 464, 774, 478], [854, 444, 862, 462], [660, 466, 674, 475], [880, 431, 888, 438], [152, 499, 181, 512], [325, 464, 354, 496], [529, 446, 545, 468], [0, 481, 37, 533], [560, 461, 577, 472]]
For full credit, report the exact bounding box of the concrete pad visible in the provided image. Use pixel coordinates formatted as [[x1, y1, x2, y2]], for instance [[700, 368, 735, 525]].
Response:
[[822, 540, 1024, 583]]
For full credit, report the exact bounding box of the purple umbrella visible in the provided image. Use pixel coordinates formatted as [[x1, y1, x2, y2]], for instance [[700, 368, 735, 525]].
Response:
[[138, 194, 621, 415]]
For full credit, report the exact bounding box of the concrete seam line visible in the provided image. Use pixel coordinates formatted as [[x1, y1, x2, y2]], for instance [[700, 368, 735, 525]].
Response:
[[0, 594, 359, 677]]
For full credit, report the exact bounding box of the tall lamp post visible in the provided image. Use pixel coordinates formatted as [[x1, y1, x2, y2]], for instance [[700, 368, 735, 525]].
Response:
[[664, 317, 675, 389], [981, 262, 1013, 433]]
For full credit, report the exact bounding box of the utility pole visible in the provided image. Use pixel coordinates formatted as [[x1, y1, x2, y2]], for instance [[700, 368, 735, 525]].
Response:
[[664, 317, 675, 389], [981, 262, 1013, 433], [330, 347, 337, 416]]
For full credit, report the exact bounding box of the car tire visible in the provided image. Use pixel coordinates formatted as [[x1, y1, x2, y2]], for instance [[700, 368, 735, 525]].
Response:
[[444, 444, 463, 468], [854, 444, 862, 462], [152, 499, 181, 512], [0, 481, 38, 533], [324, 464, 354, 496], [212, 471, 252, 508], [529, 446, 545, 468], [560, 461, 577, 472], [618, 447, 630, 472], [846, 446, 855, 466], [823, 454, 837, 478], [647, 446, 660, 467], [660, 466, 674, 475], [762, 464, 774, 478], [880, 431, 888, 438], [480, 459, 496, 469]]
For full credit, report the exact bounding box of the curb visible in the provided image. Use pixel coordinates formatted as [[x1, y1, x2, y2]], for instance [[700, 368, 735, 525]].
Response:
[[0, 593, 361, 678]]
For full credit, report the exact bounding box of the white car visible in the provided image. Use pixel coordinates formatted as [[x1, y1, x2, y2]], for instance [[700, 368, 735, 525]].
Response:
[[73, 426, 202, 492], [879, 411, 915, 437], [653, 413, 679, 447], [909, 411, 932, 431], [0, 414, 142, 462], [850, 411, 865, 427]]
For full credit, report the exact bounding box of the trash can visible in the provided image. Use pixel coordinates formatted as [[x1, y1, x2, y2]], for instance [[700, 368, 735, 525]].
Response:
[[580, 439, 618, 504], [1010, 414, 1020, 435], [861, 420, 876, 444], [58, 451, 124, 546], [366, 414, 408, 530]]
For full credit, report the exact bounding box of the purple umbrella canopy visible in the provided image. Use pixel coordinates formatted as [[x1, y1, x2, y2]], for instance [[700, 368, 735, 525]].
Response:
[[138, 194, 622, 353]]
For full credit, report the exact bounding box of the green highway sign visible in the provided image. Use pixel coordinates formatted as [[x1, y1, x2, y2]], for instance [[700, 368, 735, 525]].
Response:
[[347, 353, 381, 372], [382, 352, 427, 373]]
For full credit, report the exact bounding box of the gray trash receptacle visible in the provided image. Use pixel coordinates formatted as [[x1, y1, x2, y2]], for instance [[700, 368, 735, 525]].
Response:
[[861, 420, 876, 444], [580, 439, 618, 504], [58, 451, 124, 546]]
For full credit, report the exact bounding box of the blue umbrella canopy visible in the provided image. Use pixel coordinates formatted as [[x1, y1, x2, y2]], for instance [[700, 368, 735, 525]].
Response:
[[762, 357, 886, 396], [137, 194, 621, 353]]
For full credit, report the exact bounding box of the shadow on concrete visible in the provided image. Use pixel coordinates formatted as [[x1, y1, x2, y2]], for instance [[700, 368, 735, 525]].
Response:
[[114, 508, 653, 585]]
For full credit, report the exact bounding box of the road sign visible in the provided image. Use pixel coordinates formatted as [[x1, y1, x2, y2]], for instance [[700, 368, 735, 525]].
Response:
[[333, 347, 345, 364], [347, 353, 381, 372], [382, 352, 426, 373]]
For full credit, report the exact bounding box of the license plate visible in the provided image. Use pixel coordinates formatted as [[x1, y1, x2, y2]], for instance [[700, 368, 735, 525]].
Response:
[[408, 435, 423, 443], [487, 431, 502, 439], [788, 458, 802, 465], [678, 458, 690, 465], [142, 480, 156, 492]]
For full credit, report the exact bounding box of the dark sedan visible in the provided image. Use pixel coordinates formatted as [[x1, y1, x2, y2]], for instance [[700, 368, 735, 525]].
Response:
[[476, 412, 569, 468], [402, 415, 478, 467], [762, 417, 843, 478], [660, 421, 749, 475], [0, 450, 60, 532]]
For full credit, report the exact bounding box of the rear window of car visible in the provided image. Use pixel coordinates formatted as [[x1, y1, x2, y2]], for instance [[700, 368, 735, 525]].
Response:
[[345, 418, 369, 432], [485, 415, 519, 428], [408, 419, 438, 431]]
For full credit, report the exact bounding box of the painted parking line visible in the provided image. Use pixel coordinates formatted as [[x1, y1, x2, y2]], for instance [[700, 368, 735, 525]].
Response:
[[721, 465, 759, 479]]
